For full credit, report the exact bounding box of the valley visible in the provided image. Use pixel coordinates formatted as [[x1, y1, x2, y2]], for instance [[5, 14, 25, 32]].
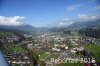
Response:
[[0, 28, 100, 66]]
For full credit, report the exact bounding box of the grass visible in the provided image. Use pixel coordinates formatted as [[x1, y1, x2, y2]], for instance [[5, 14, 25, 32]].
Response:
[[35, 49, 47, 60], [45, 53, 59, 60], [59, 63, 82, 66], [10, 45, 24, 52], [0, 31, 14, 36], [83, 44, 100, 62]]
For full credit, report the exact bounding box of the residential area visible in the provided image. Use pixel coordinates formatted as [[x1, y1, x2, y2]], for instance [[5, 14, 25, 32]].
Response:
[[0, 31, 100, 66]]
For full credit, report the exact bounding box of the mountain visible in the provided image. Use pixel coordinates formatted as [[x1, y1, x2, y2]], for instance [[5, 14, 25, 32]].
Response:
[[0, 24, 51, 33], [79, 28, 100, 38], [68, 19, 100, 29], [0, 26, 30, 34], [36, 27, 50, 32], [49, 18, 100, 32], [0, 18, 100, 33], [0, 25, 36, 32], [0, 24, 37, 34]]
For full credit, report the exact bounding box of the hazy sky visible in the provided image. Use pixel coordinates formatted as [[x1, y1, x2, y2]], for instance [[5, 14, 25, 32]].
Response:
[[0, 0, 100, 27]]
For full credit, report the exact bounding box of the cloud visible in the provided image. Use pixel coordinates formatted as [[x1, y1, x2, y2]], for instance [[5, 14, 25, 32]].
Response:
[[66, 4, 82, 11], [56, 18, 74, 27], [93, 5, 100, 10], [0, 16, 25, 26], [56, 14, 100, 27], [78, 14, 100, 21]]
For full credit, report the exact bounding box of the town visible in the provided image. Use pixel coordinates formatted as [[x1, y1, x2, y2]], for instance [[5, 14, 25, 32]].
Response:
[[0, 30, 100, 66]]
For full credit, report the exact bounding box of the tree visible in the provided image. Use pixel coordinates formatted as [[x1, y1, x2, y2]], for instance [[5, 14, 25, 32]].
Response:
[[40, 60, 46, 66]]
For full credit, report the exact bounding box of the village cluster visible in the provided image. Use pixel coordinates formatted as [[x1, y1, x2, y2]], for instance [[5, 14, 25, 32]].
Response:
[[0, 31, 99, 66]]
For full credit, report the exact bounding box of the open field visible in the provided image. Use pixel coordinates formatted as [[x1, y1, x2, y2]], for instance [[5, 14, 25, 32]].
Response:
[[59, 63, 82, 66], [83, 44, 100, 62]]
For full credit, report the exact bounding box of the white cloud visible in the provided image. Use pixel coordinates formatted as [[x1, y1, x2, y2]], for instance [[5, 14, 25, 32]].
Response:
[[56, 18, 74, 27], [93, 5, 100, 10], [57, 21, 73, 27], [56, 14, 100, 27], [66, 4, 82, 11], [78, 14, 99, 21], [0, 16, 25, 26]]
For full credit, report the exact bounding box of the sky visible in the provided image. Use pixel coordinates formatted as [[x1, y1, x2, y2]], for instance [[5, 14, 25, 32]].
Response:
[[0, 0, 100, 27]]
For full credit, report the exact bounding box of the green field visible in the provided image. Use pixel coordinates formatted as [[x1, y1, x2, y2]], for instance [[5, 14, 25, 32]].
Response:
[[59, 63, 82, 66], [83, 44, 100, 62], [35, 49, 47, 60], [59, 44, 100, 66], [10, 45, 24, 52], [45, 53, 59, 61], [0, 31, 14, 36]]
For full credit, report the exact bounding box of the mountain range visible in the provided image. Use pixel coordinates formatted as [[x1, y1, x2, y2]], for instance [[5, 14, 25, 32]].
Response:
[[0, 19, 100, 32], [68, 19, 100, 29]]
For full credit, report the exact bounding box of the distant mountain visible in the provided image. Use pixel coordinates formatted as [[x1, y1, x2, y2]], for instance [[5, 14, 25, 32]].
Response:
[[0, 24, 51, 33], [0, 25, 36, 32], [0, 24, 37, 34], [79, 28, 100, 38], [0, 18, 100, 33], [49, 27, 67, 32], [0, 26, 29, 34], [49, 19, 100, 32], [68, 19, 100, 29], [36, 27, 50, 32]]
